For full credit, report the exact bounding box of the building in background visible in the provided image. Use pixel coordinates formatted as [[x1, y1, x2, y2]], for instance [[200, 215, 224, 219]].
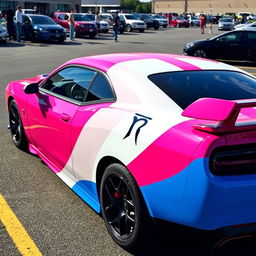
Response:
[[0, 0, 81, 15], [81, 0, 120, 13], [152, 0, 256, 15]]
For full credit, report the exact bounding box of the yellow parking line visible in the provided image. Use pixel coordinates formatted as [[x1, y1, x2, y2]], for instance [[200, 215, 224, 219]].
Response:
[[0, 194, 42, 256]]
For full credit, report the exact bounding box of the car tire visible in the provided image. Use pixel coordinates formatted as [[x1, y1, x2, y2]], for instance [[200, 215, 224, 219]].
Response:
[[100, 163, 150, 250], [139, 29, 145, 33], [126, 24, 132, 32], [9, 100, 28, 150], [193, 49, 207, 58], [163, 24, 168, 28], [119, 29, 124, 34], [154, 26, 159, 30]]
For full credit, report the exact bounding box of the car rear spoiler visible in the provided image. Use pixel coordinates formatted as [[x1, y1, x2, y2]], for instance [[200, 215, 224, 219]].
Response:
[[182, 98, 256, 134]]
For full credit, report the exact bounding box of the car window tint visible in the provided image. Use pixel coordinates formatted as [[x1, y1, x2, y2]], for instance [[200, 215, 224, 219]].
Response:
[[42, 67, 97, 102], [248, 32, 256, 41], [148, 71, 256, 109], [219, 32, 241, 42], [59, 14, 65, 20], [86, 73, 114, 102]]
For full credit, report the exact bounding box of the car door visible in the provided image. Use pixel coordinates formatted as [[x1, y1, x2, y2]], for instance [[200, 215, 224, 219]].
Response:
[[213, 31, 243, 60], [238, 31, 256, 61], [26, 66, 97, 173], [57, 13, 69, 29], [70, 72, 115, 183]]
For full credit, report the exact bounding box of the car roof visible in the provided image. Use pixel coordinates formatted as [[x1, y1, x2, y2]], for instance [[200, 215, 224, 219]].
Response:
[[63, 53, 238, 73]]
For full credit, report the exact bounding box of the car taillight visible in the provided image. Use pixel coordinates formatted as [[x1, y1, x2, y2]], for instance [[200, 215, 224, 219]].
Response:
[[210, 144, 256, 175]]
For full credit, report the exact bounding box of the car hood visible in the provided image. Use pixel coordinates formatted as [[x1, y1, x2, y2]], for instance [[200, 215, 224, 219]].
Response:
[[33, 24, 64, 30]]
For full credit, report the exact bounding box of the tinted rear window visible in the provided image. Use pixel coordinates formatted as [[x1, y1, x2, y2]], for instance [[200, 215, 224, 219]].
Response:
[[148, 71, 256, 109]]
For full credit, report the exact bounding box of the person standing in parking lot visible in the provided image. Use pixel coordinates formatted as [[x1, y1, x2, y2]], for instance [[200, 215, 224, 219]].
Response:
[[68, 8, 75, 41], [5, 6, 16, 40], [15, 5, 23, 42], [96, 11, 100, 36], [199, 14, 206, 34], [113, 11, 119, 42]]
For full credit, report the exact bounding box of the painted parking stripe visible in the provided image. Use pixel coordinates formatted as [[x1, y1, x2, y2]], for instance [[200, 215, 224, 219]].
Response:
[[0, 194, 42, 256]]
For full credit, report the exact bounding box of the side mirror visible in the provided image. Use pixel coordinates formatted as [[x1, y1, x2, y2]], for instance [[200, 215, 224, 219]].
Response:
[[24, 82, 39, 94]]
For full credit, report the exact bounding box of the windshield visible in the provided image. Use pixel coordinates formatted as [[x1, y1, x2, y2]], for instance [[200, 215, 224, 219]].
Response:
[[30, 16, 56, 25], [153, 15, 163, 19], [84, 14, 95, 21], [74, 14, 91, 21], [125, 14, 139, 20], [220, 18, 232, 22], [148, 71, 256, 109]]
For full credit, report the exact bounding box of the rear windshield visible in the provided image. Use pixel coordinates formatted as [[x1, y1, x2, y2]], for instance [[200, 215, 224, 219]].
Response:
[[148, 71, 256, 109]]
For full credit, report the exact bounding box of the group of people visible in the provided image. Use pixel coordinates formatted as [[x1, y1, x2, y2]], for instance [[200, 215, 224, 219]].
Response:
[[0, 5, 23, 42], [1, 6, 121, 43]]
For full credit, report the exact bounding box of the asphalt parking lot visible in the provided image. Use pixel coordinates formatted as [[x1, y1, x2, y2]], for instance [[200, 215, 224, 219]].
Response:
[[1, 25, 256, 256]]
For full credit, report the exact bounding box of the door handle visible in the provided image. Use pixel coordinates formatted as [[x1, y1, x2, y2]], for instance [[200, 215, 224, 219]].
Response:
[[61, 113, 71, 122]]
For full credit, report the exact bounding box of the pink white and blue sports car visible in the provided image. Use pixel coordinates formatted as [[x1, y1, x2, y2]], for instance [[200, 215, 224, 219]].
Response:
[[5, 53, 256, 249]]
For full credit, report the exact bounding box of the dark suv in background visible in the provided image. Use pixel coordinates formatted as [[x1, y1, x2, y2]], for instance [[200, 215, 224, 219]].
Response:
[[133, 13, 160, 30]]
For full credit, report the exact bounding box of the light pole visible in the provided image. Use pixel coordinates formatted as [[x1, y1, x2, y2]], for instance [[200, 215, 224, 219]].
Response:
[[184, 0, 188, 13]]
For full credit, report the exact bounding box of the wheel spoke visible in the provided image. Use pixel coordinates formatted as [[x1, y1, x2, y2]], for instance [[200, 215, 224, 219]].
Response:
[[104, 183, 114, 200]]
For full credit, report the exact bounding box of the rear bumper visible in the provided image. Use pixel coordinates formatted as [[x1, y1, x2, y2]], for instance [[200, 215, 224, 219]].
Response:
[[141, 157, 256, 230]]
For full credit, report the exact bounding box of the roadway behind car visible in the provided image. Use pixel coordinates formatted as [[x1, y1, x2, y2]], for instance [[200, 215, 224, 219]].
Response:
[[0, 25, 255, 256]]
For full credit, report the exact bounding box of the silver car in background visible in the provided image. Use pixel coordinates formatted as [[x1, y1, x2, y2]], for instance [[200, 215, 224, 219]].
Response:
[[218, 18, 234, 30], [235, 21, 256, 31]]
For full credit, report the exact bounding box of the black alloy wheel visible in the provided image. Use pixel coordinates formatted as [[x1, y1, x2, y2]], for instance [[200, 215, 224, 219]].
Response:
[[9, 100, 27, 150], [100, 163, 149, 250]]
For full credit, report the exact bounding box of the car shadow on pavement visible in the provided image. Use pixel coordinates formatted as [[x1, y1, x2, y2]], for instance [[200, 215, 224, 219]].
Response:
[[131, 222, 256, 256]]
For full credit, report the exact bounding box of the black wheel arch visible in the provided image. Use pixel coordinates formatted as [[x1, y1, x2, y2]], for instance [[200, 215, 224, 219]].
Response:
[[96, 156, 150, 216]]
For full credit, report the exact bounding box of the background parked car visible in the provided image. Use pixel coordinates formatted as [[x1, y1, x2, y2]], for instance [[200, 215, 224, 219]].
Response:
[[218, 17, 234, 30], [212, 15, 222, 24], [235, 21, 256, 30], [0, 24, 7, 43], [133, 13, 159, 30], [151, 14, 168, 28], [183, 30, 256, 62], [170, 16, 189, 28], [186, 15, 200, 26], [119, 14, 146, 32], [83, 13, 109, 33], [16, 14, 66, 43], [52, 12, 97, 38], [99, 13, 125, 33]]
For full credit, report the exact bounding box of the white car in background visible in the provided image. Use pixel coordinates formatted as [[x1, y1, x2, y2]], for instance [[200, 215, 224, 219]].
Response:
[[119, 13, 146, 32], [83, 13, 109, 33], [0, 24, 7, 43], [151, 14, 168, 27], [218, 17, 234, 30], [235, 21, 256, 31]]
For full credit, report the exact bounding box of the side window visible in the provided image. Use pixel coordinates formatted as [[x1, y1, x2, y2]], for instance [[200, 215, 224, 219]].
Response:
[[86, 73, 114, 102], [41, 67, 97, 102], [23, 15, 30, 23], [219, 32, 238, 42], [119, 15, 125, 21], [248, 32, 256, 41], [58, 14, 65, 20]]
